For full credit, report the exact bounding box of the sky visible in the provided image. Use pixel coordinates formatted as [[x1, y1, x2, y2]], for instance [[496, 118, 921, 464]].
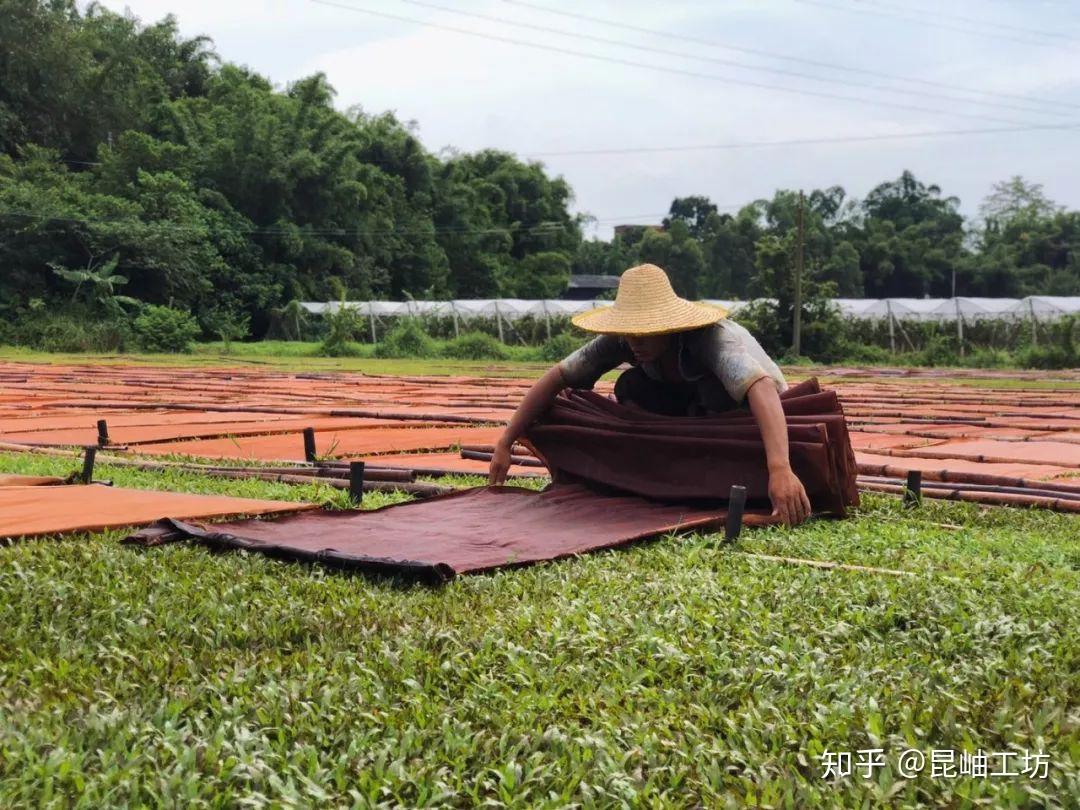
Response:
[[94, 0, 1080, 238]]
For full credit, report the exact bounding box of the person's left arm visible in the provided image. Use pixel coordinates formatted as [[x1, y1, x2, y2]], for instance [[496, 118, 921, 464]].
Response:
[[746, 377, 812, 526], [694, 324, 811, 526]]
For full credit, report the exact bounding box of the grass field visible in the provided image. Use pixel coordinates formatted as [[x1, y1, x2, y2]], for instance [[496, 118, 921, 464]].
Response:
[[1, 446, 1078, 807], [0, 343, 552, 378]]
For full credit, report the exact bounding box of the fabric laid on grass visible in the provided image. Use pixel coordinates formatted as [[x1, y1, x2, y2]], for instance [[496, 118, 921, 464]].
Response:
[[139, 426, 507, 462], [0, 474, 64, 487], [890, 438, 1080, 468], [523, 378, 860, 516], [0, 416, 455, 448], [350, 452, 543, 478], [125, 483, 776, 582], [848, 433, 944, 451], [854, 452, 1079, 482], [0, 484, 313, 539]]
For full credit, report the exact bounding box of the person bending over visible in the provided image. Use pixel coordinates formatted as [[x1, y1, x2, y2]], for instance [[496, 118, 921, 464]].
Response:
[[488, 263, 812, 526]]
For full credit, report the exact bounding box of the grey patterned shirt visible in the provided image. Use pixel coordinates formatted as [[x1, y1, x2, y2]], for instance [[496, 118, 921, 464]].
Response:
[[558, 321, 787, 412]]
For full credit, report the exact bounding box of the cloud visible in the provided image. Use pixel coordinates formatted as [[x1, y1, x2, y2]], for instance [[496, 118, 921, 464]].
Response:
[[90, 0, 1080, 233]]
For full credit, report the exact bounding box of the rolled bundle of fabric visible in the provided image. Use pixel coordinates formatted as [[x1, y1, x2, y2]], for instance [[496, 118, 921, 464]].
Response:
[[523, 378, 859, 517]]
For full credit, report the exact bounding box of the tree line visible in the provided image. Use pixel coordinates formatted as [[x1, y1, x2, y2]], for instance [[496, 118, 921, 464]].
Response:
[[579, 175, 1079, 303], [1, 1, 1077, 349]]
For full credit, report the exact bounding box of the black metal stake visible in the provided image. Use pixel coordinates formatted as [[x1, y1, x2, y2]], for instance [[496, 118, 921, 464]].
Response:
[[303, 428, 317, 463], [80, 446, 97, 484], [96, 419, 110, 447], [903, 469, 922, 507], [349, 461, 366, 505], [725, 484, 747, 542]]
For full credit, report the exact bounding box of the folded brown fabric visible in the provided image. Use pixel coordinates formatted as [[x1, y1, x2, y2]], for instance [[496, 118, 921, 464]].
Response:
[[523, 377, 859, 516]]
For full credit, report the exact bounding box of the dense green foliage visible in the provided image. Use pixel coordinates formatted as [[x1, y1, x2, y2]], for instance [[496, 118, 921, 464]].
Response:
[[538, 332, 587, 363], [0, 449, 1077, 806], [0, 0, 581, 335], [580, 176, 1080, 302], [132, 304, 199, 353], [372, 319, 439, 359], [441, 331, 511, 361], [317, 301, 365, 358]]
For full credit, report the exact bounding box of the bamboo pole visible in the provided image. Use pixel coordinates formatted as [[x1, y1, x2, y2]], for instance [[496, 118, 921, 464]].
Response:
[[0, 442, 413, 482], [460, 449, 546, 468], [736, 551, 913, 578], [858, 475, 1080, 502], [859, 481, 1080, 513], [189, 469, 449, 497], [206, 465, 415, 483]]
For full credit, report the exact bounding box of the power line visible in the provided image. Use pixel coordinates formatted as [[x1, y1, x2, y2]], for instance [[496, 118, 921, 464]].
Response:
[[583, 206, 744, 220], [45, 127, 1080, 180], [854, 0, 1074, 43], [501, 0, 1080, 112], [523, 123, 1080, 158], [308, 0, 1041, 126], [0, 208, 683, 236], [378, 0, 1072, 120], [794, 0, 1077, 50]]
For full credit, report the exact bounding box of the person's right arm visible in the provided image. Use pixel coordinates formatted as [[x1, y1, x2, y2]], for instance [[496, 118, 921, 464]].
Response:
[[488, 334, 629, 484], [488, 364, 568, 484]]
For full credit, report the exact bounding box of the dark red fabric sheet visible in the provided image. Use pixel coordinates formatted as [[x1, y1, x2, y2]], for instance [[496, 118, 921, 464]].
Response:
[[523, 378, 860, 516], [126, 483, 775, 582]]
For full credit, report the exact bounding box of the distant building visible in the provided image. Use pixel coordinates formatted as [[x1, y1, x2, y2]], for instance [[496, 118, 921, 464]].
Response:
[[563, 274, 620, 300]]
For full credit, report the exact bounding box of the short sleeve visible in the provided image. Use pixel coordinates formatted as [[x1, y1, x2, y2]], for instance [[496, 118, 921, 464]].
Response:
[[688, 323, 781, 404], [558, 334, 631, 389]]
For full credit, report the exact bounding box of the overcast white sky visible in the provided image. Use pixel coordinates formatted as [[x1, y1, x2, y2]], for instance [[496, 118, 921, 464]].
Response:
[[96, 0, 1080, 238]]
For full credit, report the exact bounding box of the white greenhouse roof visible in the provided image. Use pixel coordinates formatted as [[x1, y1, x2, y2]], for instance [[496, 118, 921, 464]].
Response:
[[301, 296, 1080, 322]]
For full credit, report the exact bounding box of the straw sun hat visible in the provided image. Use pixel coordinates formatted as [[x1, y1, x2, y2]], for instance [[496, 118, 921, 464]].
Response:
[[571, 263, 727, 336]]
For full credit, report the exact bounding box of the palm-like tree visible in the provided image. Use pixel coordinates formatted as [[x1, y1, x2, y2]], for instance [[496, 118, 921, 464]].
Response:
[[49, 254, 140, 314]]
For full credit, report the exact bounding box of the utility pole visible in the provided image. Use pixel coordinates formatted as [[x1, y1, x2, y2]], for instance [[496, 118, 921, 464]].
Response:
[[793, 190, 805, 357]]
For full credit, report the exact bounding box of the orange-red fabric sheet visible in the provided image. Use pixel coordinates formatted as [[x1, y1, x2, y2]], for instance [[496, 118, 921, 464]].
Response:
[[0, 474, 64, 487], [352, 452, 543, 477], [854, 451, 1078, 481], [140, 426, 507, 461], [0, 484, 312, 539], [0, 417, 452, 447], [890, 439, 1080, 467], [7, 361, 1080, 515]]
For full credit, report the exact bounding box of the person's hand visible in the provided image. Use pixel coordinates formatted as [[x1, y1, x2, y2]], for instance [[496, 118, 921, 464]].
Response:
[[768, 466, 812, 526], [488, 440, 513, 485]]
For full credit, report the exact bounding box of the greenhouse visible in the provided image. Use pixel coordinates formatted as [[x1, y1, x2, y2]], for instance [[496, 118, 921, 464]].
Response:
[[303, 296, 1080, 323]]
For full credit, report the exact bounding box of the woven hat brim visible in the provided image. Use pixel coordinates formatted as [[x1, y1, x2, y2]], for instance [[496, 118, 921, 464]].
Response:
[[571, 299, 726, 336]]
